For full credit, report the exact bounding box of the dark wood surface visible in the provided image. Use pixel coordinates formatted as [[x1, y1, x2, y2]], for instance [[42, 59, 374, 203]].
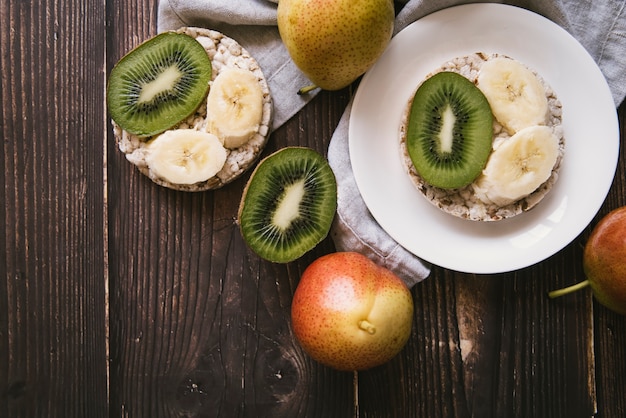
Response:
[[2, 1, 625, 417]]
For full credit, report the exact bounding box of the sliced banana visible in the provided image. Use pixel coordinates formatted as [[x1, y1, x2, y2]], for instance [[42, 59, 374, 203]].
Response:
[[477, 57, 549, 134], [206, 67, 264, 149], [145, 129, 227, 185], [474, 125, 559, 206]]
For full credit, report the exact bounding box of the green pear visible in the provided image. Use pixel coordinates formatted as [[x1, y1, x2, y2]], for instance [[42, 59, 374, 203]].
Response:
[[549, 206, 626, 315], [277, 0, 395, 91]]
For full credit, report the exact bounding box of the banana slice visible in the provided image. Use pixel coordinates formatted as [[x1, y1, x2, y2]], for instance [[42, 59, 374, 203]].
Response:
[[477, 57, 549, 134], [474, 125, 559, 206], [206, 67, 264, 149], [145, 129, 227, 185]]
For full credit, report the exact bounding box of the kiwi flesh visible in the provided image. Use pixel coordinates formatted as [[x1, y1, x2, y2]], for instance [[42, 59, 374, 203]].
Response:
[[406, 71, 493, 189], [238, 147, 337, 263], [107, 32, 212, 137]]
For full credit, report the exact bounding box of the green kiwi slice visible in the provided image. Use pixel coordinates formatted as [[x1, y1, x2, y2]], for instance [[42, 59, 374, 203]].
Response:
[[238, 147, 337, 263], [107, 32, 212, 137], [405, 71, 493, 189]]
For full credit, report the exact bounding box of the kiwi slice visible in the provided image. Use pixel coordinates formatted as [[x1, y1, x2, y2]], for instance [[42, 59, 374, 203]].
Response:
[[406, 71, 493, 189], [238, 147, 337, 263], [107, 32, 212, 137]]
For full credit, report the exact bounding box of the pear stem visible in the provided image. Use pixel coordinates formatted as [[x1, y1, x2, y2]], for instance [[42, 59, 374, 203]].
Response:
[[358, 320, 376, 335], [297, 84, 319, 95], [548, 279, 591, 299]]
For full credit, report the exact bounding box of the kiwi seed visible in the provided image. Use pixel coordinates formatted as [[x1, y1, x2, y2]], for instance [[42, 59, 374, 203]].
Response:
[[406, 71, 493, 189], [238, 147, 337, 263], [107, 32, 212, 137]]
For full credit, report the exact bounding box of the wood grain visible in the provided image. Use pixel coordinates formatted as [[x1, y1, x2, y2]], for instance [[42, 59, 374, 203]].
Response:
[[1, 0, 108, 416], [2, 0, 626, 417]]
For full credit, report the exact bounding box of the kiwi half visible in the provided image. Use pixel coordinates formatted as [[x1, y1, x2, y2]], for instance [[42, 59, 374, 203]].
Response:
[[406, 71, 493, 189], [238, 147, 337, 263], [107, 32, 212, 137]]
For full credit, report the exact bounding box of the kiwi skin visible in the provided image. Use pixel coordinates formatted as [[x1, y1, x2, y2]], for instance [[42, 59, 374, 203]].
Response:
[[406, 71, 493, 189], [238, 147, 337, 264], [106, 32, 212, 137]]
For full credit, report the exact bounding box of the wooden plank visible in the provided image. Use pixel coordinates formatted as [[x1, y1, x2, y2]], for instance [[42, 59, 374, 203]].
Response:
[[0, 0, 108, 416], [2, 0, 624, 416]]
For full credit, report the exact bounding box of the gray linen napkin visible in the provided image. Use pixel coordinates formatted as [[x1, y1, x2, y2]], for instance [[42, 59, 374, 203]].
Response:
[[158, 0, 626, 286]]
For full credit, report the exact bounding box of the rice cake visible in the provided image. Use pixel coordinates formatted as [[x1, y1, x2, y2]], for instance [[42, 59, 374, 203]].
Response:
[[399, 52, 564, 221], [112, 27, 274, 191]]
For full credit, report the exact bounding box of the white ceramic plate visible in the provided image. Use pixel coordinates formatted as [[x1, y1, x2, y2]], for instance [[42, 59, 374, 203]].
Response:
[[349, 4, 620, 274]]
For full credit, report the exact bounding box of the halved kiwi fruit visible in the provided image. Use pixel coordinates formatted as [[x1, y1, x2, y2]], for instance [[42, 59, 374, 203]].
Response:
[[107, 32, 212, 137], [238, 147, 337, 263], [405, 71, 493, 189]]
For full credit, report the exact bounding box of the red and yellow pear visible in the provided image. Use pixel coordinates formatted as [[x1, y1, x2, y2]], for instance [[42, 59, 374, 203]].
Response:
[[291, 252, 414, 371], [549, 206, 626, 315]]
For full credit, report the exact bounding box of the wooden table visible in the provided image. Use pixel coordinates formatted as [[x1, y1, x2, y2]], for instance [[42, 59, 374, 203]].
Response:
[[2, 1, 625, 417]]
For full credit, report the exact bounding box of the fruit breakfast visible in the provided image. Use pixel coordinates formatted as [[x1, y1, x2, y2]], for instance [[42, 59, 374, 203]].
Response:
[[106, 27, 273, 191], [399, 52, 564, 221]]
